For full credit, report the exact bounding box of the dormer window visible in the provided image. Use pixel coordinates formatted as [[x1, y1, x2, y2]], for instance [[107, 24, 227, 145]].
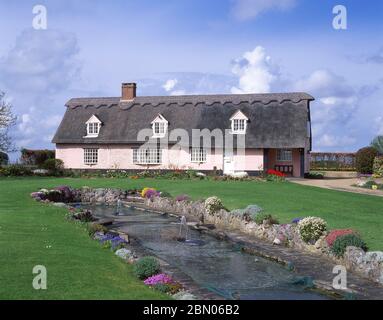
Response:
[[85, 115, 102, 138], [151, 114, 168, 138], [230, 110, 248, 134]]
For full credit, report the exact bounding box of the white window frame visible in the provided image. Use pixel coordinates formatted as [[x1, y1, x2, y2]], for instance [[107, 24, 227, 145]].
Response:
[[85, 115, 102, 138], [230, 110, 248, 134], [191, 148, 207, 163], [277, 149, 293, 162], [151, 114, 168, 138], [84, 148, 98, 165], [133, 148, 162, 164]]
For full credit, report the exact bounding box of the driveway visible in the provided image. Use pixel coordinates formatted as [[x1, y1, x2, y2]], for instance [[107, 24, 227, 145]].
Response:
[[289, 178, 383, 197]]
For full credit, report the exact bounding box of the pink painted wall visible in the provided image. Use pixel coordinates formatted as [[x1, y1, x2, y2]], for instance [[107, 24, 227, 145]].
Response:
[[56, 144, 224, 170], [234, 148, 264, 171]]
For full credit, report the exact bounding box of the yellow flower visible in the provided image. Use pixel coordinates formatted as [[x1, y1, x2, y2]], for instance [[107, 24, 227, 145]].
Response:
[[372, 185, 378, 190], [141, 187, 156, 198]]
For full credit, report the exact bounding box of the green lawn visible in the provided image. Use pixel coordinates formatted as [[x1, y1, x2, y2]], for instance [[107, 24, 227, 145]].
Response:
[[0, 177, 168, 300], [1, 177, 383, 299]]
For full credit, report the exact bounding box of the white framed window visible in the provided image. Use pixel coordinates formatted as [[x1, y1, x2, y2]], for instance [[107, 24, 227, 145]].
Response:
[[87, 122, 100, 135], [230, 110, 248, 134], [133, 148, 162, 164], [277, 149, 293, 162], [84, 148, 98, 165], [191, 148, 207, 163], [151, 114, 168, 138], [85, 115, 102, 138], [154, 122, 165, 136]]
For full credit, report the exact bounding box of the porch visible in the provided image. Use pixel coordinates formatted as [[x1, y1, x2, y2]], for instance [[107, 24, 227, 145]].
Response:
[[264, 148, 307, 178]]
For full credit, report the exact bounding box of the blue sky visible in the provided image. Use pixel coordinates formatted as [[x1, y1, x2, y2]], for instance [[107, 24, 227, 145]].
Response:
[[0, 0, 382, 157]]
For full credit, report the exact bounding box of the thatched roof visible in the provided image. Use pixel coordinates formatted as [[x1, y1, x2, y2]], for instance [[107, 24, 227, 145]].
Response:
[[52, 92, 314, 148]]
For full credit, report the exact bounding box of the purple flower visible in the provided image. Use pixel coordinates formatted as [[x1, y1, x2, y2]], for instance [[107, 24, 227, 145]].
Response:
[[291, 217, 302, 224], [99, 234, 128, 249], [145, 189, 160, 199], [144, 273, 173, 286]]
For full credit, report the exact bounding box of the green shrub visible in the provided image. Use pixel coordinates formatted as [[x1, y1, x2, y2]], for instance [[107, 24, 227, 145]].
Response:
[[253, 212, 279, 225], [20, 148, 55, 166], [331, 234, 368, 258], [355, 147, 378, 174], [133, 256, 161, 280], [87, 223, 108, 236], [298, 217, 327, 243], [160, 191, 172, 198], [0, 164, 33, 176], [42, 158, 64, 175], [371, 135, 383, 155], [305, 172, 324, 179], [0, 152, 9, 165], [373, 156, 383, 177]]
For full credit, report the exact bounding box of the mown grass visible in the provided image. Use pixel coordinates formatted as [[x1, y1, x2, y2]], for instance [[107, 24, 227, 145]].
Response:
[[0, 177, 168, 300], [1, 176, 382, 299]]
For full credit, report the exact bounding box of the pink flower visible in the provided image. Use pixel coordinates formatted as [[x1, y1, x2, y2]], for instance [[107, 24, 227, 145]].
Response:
[[144, 273, 173, 286]]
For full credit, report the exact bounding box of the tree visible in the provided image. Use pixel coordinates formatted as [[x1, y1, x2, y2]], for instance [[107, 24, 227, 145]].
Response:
[[371, 136, 383, 155], [0, 92, 17, 153], [355, 147, 378, 174]]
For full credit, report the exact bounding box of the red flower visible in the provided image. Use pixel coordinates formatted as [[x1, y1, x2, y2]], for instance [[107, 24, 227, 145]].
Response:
[[325, 229, 355, 247], [267, 169, 285, 177]]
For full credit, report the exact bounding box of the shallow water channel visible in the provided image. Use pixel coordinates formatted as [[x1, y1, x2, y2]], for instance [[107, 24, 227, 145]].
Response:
[[83, 204, 331, 300]]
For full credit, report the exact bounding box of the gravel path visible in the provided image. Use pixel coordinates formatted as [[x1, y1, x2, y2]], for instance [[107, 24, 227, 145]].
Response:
[[289, 178, 383, 197]]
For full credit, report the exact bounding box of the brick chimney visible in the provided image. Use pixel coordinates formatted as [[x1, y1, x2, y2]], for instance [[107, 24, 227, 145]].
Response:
[[121, 82, 136, 101]]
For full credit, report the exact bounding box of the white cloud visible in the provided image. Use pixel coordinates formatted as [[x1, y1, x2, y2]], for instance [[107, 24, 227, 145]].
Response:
[[170, 90, 187, 96], [294, 69, 365, 151], [316, 134, 356, 149], [0, 29, 81, 158], [162, 79, 178, 92], [0, 29, 80, 94], [231, 46, 279, 94], [231, 0, 297, 21]]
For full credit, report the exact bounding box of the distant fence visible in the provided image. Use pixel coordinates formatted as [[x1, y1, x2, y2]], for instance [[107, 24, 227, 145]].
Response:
[[310, 152, 356, 171]]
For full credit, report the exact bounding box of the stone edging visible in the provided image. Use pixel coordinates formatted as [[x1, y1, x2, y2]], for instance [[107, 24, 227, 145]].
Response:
[[142, 197, 383, 287]]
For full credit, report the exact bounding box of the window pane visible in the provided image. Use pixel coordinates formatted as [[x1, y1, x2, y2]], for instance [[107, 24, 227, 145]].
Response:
[[191, 148, 207, 162], [84, 148, 98, 165], [133, 148, 162, 164], [277, 149, 292, 161]]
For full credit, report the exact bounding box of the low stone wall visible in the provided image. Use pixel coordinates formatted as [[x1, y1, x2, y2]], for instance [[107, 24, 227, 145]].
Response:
[[144, 197, 383, 286], [321, 171, 358, 178], [75, 187, 139, 204]]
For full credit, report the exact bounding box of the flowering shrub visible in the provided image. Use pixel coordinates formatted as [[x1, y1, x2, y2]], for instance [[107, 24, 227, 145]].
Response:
[[373, 156, 383, 177], [175, 194, 190, 202], [204, 196, 224, 215], [298, 217, 327, 243], [144, 189, 160, 199], [325, 229, 355, 247], [331, 234, 367, 258], [99, 233, 128, 251], [141, 187, 157, 198], [266, 169, 286, 181], [144, 274, 183, 294], [267, 169, 285, 177], [291, 217, 303, 224], [144, 273, 172, 286]]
